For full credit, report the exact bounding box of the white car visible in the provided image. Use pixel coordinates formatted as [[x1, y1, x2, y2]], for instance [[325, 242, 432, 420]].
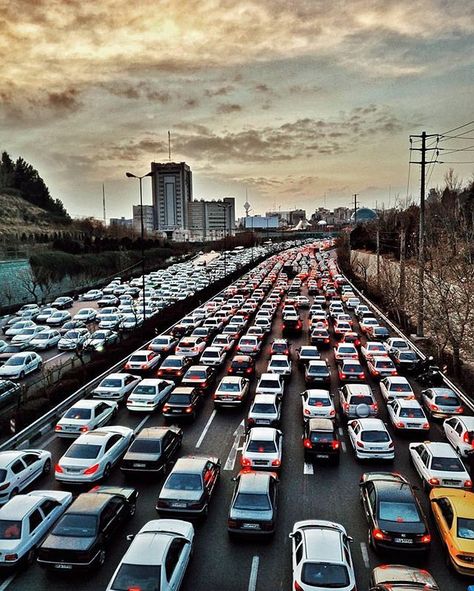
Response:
[[98, 314, 121, 330], [199, 346, 226, 366], [73, 308, 97, 323], [236, 335, 261, 356], [301, 389, 336, 420], [175, 336, 206, 358], [212, 334, 234, 352], [334, 343, 358, 361], [443, 416, 474, 457], [387, 398, 430, 432], [384, 337, 412, 354], [0, 490, 72, 568], [213, 376, 249, 407], [106, 519, 194, 591], [119, 313, 144, 330], [46, 310, 71, 326], [367, 355, 398, 379], [0, 449, 52, 504], [0, 352, 42, 379], [379, 376, 415, 402], [256, 373, 284, 398], [247, 394, 281, 429], [55, 426, 134, 483], [254, 317, 272, 333], [290, 520, 356, 591], [55, 400, 118, 437], [409, 441, 472, 490], [58, 328, 90, 351], [126, 379, 174, 412], [91, 372, 141, 401], [81, 289, 103, 301], [83, 329, 119, 351], [360, 341, 387, 361], [29, 329, 61, 350], [241, 427, 283, 471], [359, 317, 380, 333], [347, 418, 394, 460], [10, 326, 47, 345], [124, 350, 161, 372], [267, 354, 292, 379], [148, 335, 177, 354], [4, 320, 37, 337]]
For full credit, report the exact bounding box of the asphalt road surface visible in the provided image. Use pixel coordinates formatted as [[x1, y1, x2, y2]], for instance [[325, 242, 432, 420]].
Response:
[[4, 251, 471, 591]]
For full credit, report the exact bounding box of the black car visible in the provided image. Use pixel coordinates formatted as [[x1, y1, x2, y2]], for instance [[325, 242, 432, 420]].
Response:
[[310, 328, 331, 347], [120, 426, 183, 476], [303, 418, 340, 464], [181, 364, 216, 391], [0, 379, 21, 409], [156, 355, 192, 381], [52, 296, 74, 310], [282, 316, 302, 334], [162, 386, 202, 421], [37, 487, 138, 571], [391, 349, 419, 373], [227, 354, 255, 377], [359, 472, 431, 555]]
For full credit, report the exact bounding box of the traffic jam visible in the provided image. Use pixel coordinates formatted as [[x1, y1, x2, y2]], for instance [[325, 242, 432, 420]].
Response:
[[0, 240, 472, 591]]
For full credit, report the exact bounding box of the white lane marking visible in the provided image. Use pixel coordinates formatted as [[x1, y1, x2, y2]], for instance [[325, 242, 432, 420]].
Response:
[[195, 409, 216, 448], [341, 441, 347, 453], [224, 420, 245, 470], [360, 542, 370, 568], [44, 352, 67, 364], [134, 414, 151, 435], [303, 462, 314, 474], [248, 556, 260, 591], [0, 574, 16, 591], [338, 427, 344, 436]]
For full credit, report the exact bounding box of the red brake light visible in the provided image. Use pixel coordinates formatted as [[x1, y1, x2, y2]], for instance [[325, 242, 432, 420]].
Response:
[[241, 457, 251, 467], [303, 438, 312, 449], [331, 440, 340, 450], [372, 528, 389, 541], [271, 459, 281, 467], [463, 432, 472, 443], [55, 425, 62, 431], [55, 464, 64, 473], [80, 426, 89, 433], [294, 582, 304, 591], [464, 480, 472, 488], [420, 534, 431, 544], [422, 423, 430, 430], [0, 482, 10, 491], [428, 477, 440, 486], [83, 463, 100, 475], [356, 441, 364, 448], [396, 422, 405, 429]]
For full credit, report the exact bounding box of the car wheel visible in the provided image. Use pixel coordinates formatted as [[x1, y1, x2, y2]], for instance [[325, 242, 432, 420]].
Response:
[[42, 459, 51, 475], [96, 548, 106, 568], [103, 464, 111, 479], [37, 361, 42, 371], [19, 371, 25, 380], [9, 487, 19, 500], [368, 528, 375, 550]]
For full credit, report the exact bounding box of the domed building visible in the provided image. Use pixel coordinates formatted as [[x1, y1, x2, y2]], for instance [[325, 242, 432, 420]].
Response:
[[350, 207, 377, 224]]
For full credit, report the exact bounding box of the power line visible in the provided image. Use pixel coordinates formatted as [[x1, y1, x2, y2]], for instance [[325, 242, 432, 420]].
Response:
[[440, 119, 474, 136]]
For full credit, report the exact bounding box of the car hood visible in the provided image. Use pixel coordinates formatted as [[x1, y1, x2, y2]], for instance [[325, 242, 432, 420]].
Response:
[[42, 534, 95, 552], [160, 488, 202, 501]]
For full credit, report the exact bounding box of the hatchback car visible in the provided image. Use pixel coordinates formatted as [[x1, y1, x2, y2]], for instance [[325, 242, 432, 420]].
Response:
[[339, 384, 378, 420], [421, 387, 464, 419], [175, 336, 206, 358], [29, 329, 61, 351], [0, 450, 52, 504], [58, 329, 90, 351], [156, 456, 220, 519], [55, 400, 117, 438], [120, 426, 183, 476], [409, 441, 472, 490], [0, 352, 42, 379], [303, 419, 340, 464], [360, 472, 431, 555], [241, 428, 283, 472], [348, 419, 394, 461], [227, 354, 255, 376], [105, 519, 194, 591], [301, 389, 335, 420], [228, 470, 278, 537], [290, 520, 356, 591]]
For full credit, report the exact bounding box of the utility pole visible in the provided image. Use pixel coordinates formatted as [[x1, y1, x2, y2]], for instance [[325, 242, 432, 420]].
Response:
[[399, 227, 406, 312], [376, 227, 380, 291], [409, 130, 438, 337], [353, 194, 358, 225], [102, 183, 106, 224]]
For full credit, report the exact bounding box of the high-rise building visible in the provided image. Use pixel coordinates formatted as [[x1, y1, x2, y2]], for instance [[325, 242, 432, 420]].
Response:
[[109, 217, 133, 228], [151, 162, 193, 231], [188, 197, 235, 241], [132, 205, 154, 234]]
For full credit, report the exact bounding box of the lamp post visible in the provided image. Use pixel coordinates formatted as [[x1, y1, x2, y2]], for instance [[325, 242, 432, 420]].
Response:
[[216, 202, 232, 277], [125, 171, 153, 331]]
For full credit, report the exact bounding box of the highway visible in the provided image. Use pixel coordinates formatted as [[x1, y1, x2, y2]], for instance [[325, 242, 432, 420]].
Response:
[[4, 246, 472, 591]]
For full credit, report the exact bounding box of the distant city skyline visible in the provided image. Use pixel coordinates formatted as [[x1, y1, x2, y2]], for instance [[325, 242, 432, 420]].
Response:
[[2, 1, 473, 220]]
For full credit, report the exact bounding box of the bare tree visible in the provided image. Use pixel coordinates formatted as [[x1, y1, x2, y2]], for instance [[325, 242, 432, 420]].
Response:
[[17, 268, 41, 304]]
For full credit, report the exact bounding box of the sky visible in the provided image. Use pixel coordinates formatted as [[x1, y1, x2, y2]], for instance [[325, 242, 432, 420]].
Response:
[[1, 0, 473, 220]]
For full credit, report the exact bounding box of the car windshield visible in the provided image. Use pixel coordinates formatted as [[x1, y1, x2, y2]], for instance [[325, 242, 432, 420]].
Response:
[[308, 397, 330, 406], [166, 473, 202, 491], [0, 520, 22, 539], [379, 501, 420, 523], [65, 444, 101, 459], [219, 382, 240, 392], [302, 562, 350, 588], [399, 408, 425, 418], [100, 379, 122, 388], [361, 430, 389, 442], [20, 328, 35, 335], [252, 403, 276, 414], [457, 518, 474, 540], [5, 357, 25, 366], [247, 440, 277, 453], [234, 492, 271, 511], [167, 394, 191, 404], [434, 395, 459, 406], [53, 514, 97, 537], [35, 333, 50, 340], [431, 457, 464, 471], [111, 564, 162, 591], [64, 408, 92, 420], [129, 439, 161, 454], [133, 385, 157, 395]]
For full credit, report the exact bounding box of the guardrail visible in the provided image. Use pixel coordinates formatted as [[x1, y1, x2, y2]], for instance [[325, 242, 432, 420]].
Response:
[[343, 274, 474, 413], [0, 244, 290, 451]]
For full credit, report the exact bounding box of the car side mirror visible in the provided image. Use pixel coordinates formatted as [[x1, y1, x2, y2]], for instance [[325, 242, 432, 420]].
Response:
[[288, 532, 295, 539], [347, 535, 354, 543], [231, 476, 238, 482], [126, 534, 135, 541], [430, 497, 438, 504]]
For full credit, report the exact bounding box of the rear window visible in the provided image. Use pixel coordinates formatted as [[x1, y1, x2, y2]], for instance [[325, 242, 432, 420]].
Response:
[[308, 397, 330, 407], [343, 363, 363, 372], [129, 439, 161, 454], [375, 360, 394, 369], [53, 514, 97, 537], [399, 352, 417, 361], [100, 379, 122, 388], [0, 520, 22, 540], [65, 444, 101, 459], [129, 354, 148, 362], [163, 358, 182, 368], [133, 385, 157, 395], [258, 379, 279, 389], [399, 408, 424, 418], [111, 564, 162, 591], [310, 431, 335, 443], [218, 382, 240, 392], [252, 403, 276, 414], [434, 395, 459, 406], [248, 440, 277, 453], [302, 563, 349, 588], [166, 473, 202, 491], [379, 501, 420, 523], [361, 430, 389, 442], [234, 492, 270, 511], [308, 366, 327, 374], [167, 394, 191, 404], [185, 370, 207, 380], [431, 457, 464, 471], [64, 408, 92, 420], [270, 359, 288, 368], [389, 382, 412, 392]]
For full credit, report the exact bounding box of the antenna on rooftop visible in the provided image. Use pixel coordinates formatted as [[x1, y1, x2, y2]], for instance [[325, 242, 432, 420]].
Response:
[[168, 131, 171, 161]]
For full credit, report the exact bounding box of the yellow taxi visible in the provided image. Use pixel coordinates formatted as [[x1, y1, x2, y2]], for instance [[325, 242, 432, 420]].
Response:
[[430, 487, 474, 575]]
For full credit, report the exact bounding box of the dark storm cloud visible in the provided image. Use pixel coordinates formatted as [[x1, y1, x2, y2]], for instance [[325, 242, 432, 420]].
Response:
[[216, 103, 243, 114]]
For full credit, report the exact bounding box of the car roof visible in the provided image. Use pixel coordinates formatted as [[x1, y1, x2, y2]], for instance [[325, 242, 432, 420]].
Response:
[[344, 384, 372, 395], [304, 527, 343, 561], [105, 373, 128, 379], [270, 354, 289, 361], [421, 442, 458, 457], [238, 471, 272, 493], [0, 494, 44, 519], [253, 394, 278, 404], [373, 480, 415, 501], [357, 418, 386, 429], [396, 398, 422, 408], [385, 376, 410, 384], [71, 400, 106, 409], [308, 418, 334, 431], [136, 427, 172, 440], [220, 376, 243, 383], [173, 456, 216, 472], [259, 373, 281, 380], [69, 492, 116, 513], [0, 451, 23, 466], [431, 489, 474, 515]]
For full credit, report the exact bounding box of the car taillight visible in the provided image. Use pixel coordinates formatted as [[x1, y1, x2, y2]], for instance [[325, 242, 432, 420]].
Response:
[[55, 425, 62, 431], [372, 369, 379, 376], [429, 404, 439, 411], [373, 528, 390, 541], [371, 403, 378, 411], [332, 440, 340, 450], [343, 403, 349, 411], [391, 370, 397, 375], [340, 373, 346, 379], [304, 409, 311, 416], [324, 338, 329, 343], [228, 519, 238, 528], [330, 409, 335, 417], [162, 404, 170, 412], [428, 477, 440, 486], [464, 480, 472, 488], [303, 438, 312, 449], [456, 407, 464, 413], [0, 482, 10, 491], [4, 554, 18, 562], [420, 534, 431, 544], [157, 370, 164, 376], [356, 441, 364, 448], [241, 457, 251, 467], [388, 441, 394, 448], [83, 463, 100, 475], [422, 423, 430, 430], [80, 426, 89, 432], [185, 407, 193, 413], [55, 464, 64, 473], [463, 432, 473, 443], [271, 459, 281, 467], [396, 422, 405, 429], [294, 582, 304, 591], [246, 367, 253, 373]]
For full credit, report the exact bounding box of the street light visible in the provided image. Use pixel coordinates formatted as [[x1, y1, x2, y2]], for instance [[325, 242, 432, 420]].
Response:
[[216, 202, 232, 277], [125, 171, 153, 330]]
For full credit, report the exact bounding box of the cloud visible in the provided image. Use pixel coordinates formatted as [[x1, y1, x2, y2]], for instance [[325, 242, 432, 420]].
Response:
[[205, 85, 234, 97], [216, 103, 242, 114]]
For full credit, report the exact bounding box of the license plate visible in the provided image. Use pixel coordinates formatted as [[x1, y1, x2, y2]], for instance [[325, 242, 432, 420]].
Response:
[[406, 423, 419, 428], [394, 538, 413, 544], [256, 419, 270, 425], [242, 523, 261, 530], [316, 454, 329, 459], [222, 396, 234, 400], [172, 409, 182, 413], [54, 564, 72, 570], [443, 480, 460, 486], [67, 468, 81, 473], [171, 502, 187, 508], [133, 463, 146, 468], [254, 460, 268, 465]]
